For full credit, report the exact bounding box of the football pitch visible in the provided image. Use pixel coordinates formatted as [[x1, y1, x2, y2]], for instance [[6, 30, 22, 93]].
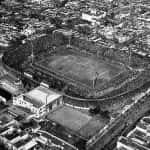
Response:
[[37, 49, 125, 89]]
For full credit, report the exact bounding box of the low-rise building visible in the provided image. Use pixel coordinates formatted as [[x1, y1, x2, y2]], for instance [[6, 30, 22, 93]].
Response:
[[13, 86, 63, 117], [0, 74, 23, 101], [117, 116, 150, 150], [0, 125, 39, 150]]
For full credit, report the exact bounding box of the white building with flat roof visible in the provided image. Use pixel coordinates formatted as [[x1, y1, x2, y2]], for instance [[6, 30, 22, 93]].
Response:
[[13, 86, 63, 117]]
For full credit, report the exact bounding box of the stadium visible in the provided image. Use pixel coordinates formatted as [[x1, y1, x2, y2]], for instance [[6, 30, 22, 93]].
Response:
[[34, 47, 126, 93], [2, 32, 150, 108]]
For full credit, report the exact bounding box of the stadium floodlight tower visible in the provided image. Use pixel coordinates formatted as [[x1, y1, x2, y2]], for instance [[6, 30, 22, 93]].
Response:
[[93, 71, 99, 89], [66, 30, 73, 48], [128, 46, 132, 68], [30, 39, 34, 65], [45, 93, 49, 114]]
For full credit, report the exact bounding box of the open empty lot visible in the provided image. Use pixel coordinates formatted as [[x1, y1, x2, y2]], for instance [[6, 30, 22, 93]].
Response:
[[47, 105, 109, 138], [47, 106, 92, 132]]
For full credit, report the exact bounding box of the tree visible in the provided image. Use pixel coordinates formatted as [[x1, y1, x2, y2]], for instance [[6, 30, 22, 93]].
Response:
[[53, 0, 69, 8], [89, 106, 110, 119]]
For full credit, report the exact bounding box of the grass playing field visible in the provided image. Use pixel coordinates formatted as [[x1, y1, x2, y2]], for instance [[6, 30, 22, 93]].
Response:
[[47, 106, 92, 132], [47, 105, 109, 138], [37, 48, 125, 89]]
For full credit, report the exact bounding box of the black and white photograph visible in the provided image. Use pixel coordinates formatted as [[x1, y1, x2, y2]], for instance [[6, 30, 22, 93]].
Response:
[[0, 0, 150, 149]]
